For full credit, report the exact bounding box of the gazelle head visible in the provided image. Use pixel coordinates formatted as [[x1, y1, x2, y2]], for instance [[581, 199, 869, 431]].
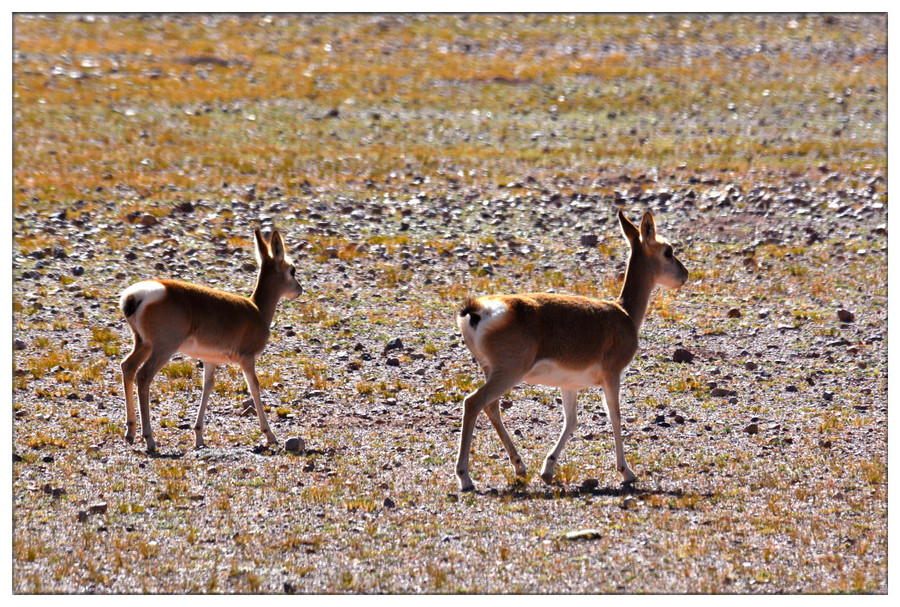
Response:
[[618, 209, 689, 289], [254, 228, 303, 300]]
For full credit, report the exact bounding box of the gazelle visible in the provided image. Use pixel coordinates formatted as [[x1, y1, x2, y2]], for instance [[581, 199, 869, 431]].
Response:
[[455, 210, 688, 492], [119, 228, 302, 452]]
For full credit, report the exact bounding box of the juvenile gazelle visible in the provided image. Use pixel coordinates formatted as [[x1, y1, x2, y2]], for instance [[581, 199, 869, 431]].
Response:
[[119, 228, 302, 452], [455, 210, 688, 491]]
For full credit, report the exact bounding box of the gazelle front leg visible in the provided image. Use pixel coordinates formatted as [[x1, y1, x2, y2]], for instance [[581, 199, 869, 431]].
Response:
[[194, 362, 216, 449], [540, 388, 578, 483], [603, 376, 637, 484], [239, 358, 277, 446]]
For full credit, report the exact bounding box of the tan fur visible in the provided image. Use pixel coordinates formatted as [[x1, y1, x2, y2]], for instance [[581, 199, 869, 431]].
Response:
[[455, 210, 688, 491], [120, 228, 302, 452]]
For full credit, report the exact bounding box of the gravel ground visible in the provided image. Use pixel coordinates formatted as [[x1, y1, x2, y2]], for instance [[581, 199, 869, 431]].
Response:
[[12, 14, 887, 594]]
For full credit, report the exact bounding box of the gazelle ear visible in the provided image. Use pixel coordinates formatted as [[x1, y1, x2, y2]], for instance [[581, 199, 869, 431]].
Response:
[[253, 228, 270, 265], [619, 209, 640, 246], [269, 229, 286, 261], [639, 211, 657, 242]]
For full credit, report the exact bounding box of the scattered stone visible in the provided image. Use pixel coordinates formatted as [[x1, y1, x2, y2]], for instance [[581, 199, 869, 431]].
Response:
[[743, 423, 760, 435], [72, 265, 85, 277], [823, 392, 834, 401], [727, 308, 742, 318], [383, 497, 396, 508], [384, 337, 403, 353], [711, 388, 732, 397], [580, 478, 599, 492], [621, 496, 639, 510], [564, 528, 603, 541], [758, 309, 770, 319], [837, 309, 855, 323], [13, 339, 26, 350], [579, 234, 598, 248], [89, 502, 108, 515], [674, 414, 685, 424], [673, 348, 695, 363], [285, 437, 306, 453], [283, 582, 296, 594], [76, 511, 89, 523], [786, 385, 798, 393], [138, 214, 158, 227], [386, 357, 400, 367], [819, 439, 832, 449], [744, 361, 758, 371]]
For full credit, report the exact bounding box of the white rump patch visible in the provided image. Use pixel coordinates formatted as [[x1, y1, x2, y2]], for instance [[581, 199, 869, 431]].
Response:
[[458, 297, 509, 358], [120, 280, 166, 313]]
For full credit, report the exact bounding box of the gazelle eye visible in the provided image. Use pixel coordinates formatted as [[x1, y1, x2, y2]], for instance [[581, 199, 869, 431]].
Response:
[[289, 267, 296, 277], [664, 247, 673, 258]]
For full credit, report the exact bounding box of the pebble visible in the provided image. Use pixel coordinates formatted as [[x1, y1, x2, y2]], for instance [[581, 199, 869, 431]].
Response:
[[386, 357, 400, 367], [744, 423, 760, 435], [285, 437, 306, 453], [579, 234, 598, 248], [564, 528, 603, 541], [384, 337, 403, 353], [580, 478, 599, 492], [837, 309, 855, 323], [673, 348, 695, 363], [72, 265, 85, 277], [13, 339, 26, 350], [726, 308, 742, 318], [744, 361, 758, 371], [383, 497, 396, 508]]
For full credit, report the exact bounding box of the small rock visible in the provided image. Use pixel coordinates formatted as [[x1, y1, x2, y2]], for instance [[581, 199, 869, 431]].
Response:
[[837, 309, 855, 323], [743, 423, 759, 435], [386, 357, 400, 367], [823, 392, 834, 402], [579, 234, 598, 248], [785, 385, 798, 393], [284, 582, 296, 595], [383, 337, 403, 353], [673, 348, 695, 363], [89, 502, 108, 515], [285, 437, 306, 453], [621, 496, 639, 510], [13, 339, 26, 350], [726, 308, 742, 319], [383, 497, 396, 508], [580, 478, 599, 492], [673, 414, 685, 424], [819, 439, 832, 449], [138, 214, 158, 227], [744, 361, 758, 371], [564, 528, 603, 540], [76, 511, 89, 523], [72, 265, 85, 277], [711, 388, 732, 397]]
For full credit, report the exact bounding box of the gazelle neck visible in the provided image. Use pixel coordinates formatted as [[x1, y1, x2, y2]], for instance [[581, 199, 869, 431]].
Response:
[[617, 251, 655, 331], [251, 270, 282, 328]]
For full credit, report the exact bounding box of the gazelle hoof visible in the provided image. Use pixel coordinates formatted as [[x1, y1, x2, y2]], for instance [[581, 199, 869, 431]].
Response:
[[539, 471, 555, 485], [125, 434, 134, 445], [457, 472, 475, 492]]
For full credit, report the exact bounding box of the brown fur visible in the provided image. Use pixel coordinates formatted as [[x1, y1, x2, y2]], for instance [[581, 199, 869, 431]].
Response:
[[454, 210, 688, 491]]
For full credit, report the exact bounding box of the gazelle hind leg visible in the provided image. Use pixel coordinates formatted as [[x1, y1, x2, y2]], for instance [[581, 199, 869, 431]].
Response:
[[603, 376, 636, 484], [540, 388, 578, 484], [194, 362, 216, 449], [483, 399, 527, 478], [240, 358, 277, 446], [135, 346, 179, 453], [121, 336, 151, 445], [456, 369, 523, 492]]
